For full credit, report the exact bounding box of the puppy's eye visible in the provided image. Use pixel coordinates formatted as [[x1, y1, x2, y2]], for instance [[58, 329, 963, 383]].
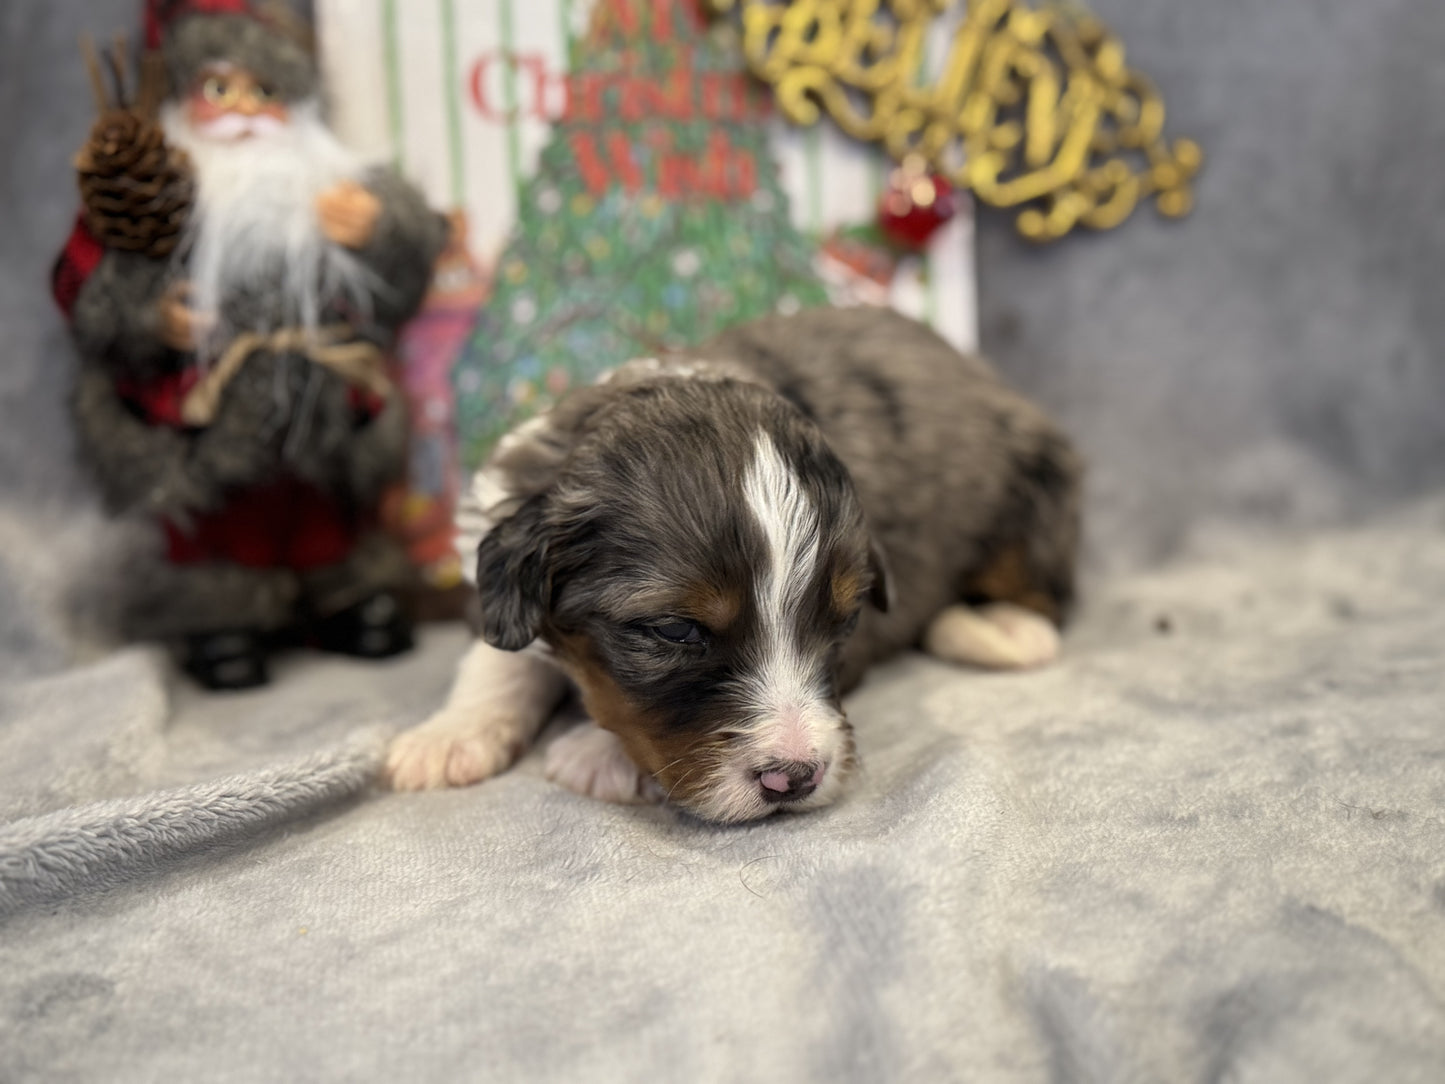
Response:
[[650, 619, 706, 646]]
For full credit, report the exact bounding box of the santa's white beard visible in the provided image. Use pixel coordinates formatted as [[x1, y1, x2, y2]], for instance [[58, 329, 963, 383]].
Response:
[[162, 99, 379, 358]]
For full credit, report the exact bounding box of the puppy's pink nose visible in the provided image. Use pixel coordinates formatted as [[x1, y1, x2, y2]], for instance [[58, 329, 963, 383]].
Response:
[[758, 761, 825, 803]]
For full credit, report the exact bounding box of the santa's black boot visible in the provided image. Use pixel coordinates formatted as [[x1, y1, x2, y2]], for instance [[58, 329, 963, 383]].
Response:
[[302, 534, 417, 660], [119, 563, 296, 692], [180, 630, 271, 691], [311, 591, 414, 658]]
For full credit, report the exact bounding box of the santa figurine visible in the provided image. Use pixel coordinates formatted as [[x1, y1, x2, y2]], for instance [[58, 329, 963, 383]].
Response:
[[53, 0, 447, 689]]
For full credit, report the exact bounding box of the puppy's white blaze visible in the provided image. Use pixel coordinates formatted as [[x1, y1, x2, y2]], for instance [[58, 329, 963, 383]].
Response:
[[740, 432, 836, 763], [742, 432, 820, 620]]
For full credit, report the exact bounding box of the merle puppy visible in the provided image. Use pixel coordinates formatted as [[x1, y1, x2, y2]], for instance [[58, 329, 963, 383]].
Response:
[[387, 307, 1081, 823]]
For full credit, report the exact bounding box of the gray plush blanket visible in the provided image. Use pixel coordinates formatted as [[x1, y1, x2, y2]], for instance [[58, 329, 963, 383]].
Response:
[[4, 0, 1445, 1080], [3, 506, 1444, 1081]]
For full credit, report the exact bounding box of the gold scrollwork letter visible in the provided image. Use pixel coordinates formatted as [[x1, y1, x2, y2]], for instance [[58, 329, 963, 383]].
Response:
[[710, 0, 1202, 240]]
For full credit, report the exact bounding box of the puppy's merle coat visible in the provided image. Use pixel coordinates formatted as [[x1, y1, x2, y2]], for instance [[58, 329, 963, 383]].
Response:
[[388, 308, 1081, 823]]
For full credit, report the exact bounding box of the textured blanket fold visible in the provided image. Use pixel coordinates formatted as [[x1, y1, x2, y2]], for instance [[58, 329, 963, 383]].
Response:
[[0, 729, 386, 916]]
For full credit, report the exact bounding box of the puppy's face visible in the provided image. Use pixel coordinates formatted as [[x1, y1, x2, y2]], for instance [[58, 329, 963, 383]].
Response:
[[476, 379, 887, 823]]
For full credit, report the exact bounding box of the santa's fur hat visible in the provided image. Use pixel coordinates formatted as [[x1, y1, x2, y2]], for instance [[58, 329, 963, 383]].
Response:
[[146, 1, 318, 102]]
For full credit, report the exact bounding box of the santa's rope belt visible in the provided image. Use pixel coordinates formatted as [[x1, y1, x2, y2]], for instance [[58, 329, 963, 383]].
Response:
[[179, 325, 391, 427]]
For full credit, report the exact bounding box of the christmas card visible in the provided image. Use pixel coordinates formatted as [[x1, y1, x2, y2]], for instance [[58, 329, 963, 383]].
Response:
[[317, 0, 977, 472]]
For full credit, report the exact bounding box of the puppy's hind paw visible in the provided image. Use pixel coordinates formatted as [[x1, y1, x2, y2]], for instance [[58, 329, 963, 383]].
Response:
[[385, 712, 524, 791], [923, 602, 1061, 670], [544, 723, 659, 805]]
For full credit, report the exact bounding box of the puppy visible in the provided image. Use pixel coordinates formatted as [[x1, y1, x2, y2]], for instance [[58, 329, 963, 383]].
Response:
[[387, 308, 1081, 823]]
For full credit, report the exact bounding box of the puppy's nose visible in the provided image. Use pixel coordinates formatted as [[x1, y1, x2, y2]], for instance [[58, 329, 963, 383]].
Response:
[[757, 761, 826, 803]]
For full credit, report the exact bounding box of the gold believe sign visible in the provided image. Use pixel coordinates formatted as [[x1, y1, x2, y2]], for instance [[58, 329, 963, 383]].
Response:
[[708, 0, 1202, 241]]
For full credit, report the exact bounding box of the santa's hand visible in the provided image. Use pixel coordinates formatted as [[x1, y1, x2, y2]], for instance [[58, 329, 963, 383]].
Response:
[[317, 181, 382, 249], [158, 282, 215, 352]]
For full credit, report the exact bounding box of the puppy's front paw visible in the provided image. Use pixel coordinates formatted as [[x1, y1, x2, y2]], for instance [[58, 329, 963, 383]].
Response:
[[385, 712, 524, 791], [923, 602, 1061, 670], [544, 723, 659, 805]]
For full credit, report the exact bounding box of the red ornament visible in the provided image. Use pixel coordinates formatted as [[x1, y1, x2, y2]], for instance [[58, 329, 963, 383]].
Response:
[[877, 155, 957, 250]]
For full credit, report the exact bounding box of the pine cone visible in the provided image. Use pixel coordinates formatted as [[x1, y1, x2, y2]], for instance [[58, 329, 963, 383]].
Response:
[[75, 109, 193, 258]]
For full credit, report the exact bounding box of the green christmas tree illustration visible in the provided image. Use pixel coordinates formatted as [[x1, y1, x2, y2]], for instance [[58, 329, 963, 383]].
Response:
[[453, 0, 828, 467]]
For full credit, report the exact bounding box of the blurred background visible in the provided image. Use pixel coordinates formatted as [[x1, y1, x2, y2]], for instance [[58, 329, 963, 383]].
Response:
[[2, 0, 1444, 675]]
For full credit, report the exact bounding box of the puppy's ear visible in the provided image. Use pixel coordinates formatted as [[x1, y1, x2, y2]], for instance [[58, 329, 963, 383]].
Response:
[[475, 494, 551, 650], [867, 538, 893, 613]]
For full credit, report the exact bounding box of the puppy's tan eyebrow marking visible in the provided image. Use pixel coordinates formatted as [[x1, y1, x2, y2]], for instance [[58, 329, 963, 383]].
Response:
[[830, 569, 863, 616], [679, 582, 742, 630], [614, 584, 741, 628]]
